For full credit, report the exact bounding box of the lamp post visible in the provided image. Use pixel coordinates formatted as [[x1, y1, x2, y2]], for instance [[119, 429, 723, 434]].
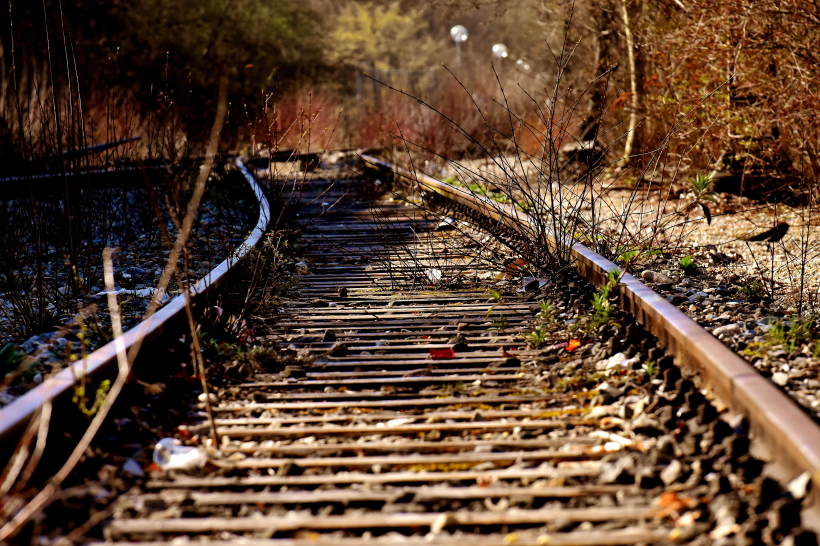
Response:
[[492, 43, 508, 61], [450, 25, 468, 67]]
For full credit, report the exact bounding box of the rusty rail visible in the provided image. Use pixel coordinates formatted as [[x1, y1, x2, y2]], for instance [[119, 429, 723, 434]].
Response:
[[359, 153, 820, 502], [0, 158, 270, 459]]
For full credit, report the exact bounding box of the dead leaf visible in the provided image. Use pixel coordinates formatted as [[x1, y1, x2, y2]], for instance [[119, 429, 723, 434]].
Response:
[[136, 379, 166, 396]]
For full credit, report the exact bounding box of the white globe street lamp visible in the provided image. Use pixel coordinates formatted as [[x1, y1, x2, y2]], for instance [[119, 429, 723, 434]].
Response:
[[492, 43, 508, 60], [450, 25, 468, 67]]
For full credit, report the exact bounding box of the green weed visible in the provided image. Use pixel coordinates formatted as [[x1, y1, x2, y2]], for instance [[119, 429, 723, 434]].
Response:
[[574, 268, 623, 335], [526, 325, 549, 348], [687, 172, 718, 225], [73, 379, 111, 416], [0, 343, 27, 376], [616, 248, 640, 267], [679, 256, 698, 275], [739, 280, 765, 300], [486, 290, 502, 318], [536, 299, 556, 326], [768, 316, 813, 354]]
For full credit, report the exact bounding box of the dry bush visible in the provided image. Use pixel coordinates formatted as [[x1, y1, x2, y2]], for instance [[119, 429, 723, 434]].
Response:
[[365, 11, 727, 283], [637, 0, 820, 198]]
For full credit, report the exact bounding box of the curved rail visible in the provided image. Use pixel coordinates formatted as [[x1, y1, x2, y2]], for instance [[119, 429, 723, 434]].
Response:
[[0, 158, 269, 456], [360, 153, 820, 504]]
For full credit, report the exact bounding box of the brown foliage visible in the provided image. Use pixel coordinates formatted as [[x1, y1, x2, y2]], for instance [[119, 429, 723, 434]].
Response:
[[639, 0, 820, 195]]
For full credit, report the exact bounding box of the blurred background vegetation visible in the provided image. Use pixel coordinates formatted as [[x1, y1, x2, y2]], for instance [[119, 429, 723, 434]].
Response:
[[1, 0, 818, 189]]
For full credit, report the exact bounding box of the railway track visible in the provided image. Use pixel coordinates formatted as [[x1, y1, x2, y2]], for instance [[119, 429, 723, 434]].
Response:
[[3, 156, 820, 544]]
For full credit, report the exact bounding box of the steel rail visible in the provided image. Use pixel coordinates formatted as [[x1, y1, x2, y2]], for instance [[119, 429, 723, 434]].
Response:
[[360, 153, 820, 503], [0, 158, 270, 458]]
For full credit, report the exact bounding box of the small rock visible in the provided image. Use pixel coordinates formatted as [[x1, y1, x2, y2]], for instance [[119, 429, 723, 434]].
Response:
[[338, 287, 348, 298], [122, 458, 145, 477], [282, 366, 306, 379], [688, 292, 707, 303], [597, 381, 625, 402], [522, 277, 540, 292], [713, 324, 741, 337], [434, 217, 456, 231], [311, 300, 330, 308], [666, 294, 688, 305], [642, 270, 674, 285], [660, 459, 683, 485], [326, 342, 348, 357], [595, 352, 640, 373], [788, 471, 811, 500], [772, 372, 789, 387], [321, 330, 336, 342], [197, 392, 218, 404], [449, 334, 468, 351]]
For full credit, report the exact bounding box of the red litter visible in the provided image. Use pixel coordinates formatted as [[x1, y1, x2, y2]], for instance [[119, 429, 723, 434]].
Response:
[[430, 347, 455, 359]]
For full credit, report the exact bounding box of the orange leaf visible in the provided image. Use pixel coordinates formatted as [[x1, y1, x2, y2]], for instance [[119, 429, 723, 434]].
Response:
[[656, 491, 698, 512], [176, 426, 192, 438], [567, 339, 582, 352], [505, 258, 529, 275]]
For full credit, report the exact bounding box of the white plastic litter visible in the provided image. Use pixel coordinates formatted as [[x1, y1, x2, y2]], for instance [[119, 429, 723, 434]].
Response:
[[153, 438, 208, 471], [425, 268, 442, 285]]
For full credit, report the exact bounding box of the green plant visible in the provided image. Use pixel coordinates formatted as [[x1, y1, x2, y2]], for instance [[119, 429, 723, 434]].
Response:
[[686, 172, 718, 225], [526, 325, 549, 348], [553, 378, 570, 393], [493, 314, 509, 332], [536, 299, 556, 326], [617, 248, 639, 267], [643, 360, 657, 376], [72, 379, 111, 416], [0, 343, 27, 376], [679, 256, 698, 275], [768, 316, 813, 354], [739, 280, 765, 300], [486, 290, 502, 318], [442, 381, 465, 393], [574, 268, 623, 335]]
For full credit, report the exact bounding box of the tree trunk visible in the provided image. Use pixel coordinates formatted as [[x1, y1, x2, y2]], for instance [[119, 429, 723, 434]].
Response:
[[582, 0, 617, 142], [620, 0, 639, 164]]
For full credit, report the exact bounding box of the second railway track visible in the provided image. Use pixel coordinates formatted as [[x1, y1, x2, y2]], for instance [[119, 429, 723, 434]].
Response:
[[86, 163, 819, 544]]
